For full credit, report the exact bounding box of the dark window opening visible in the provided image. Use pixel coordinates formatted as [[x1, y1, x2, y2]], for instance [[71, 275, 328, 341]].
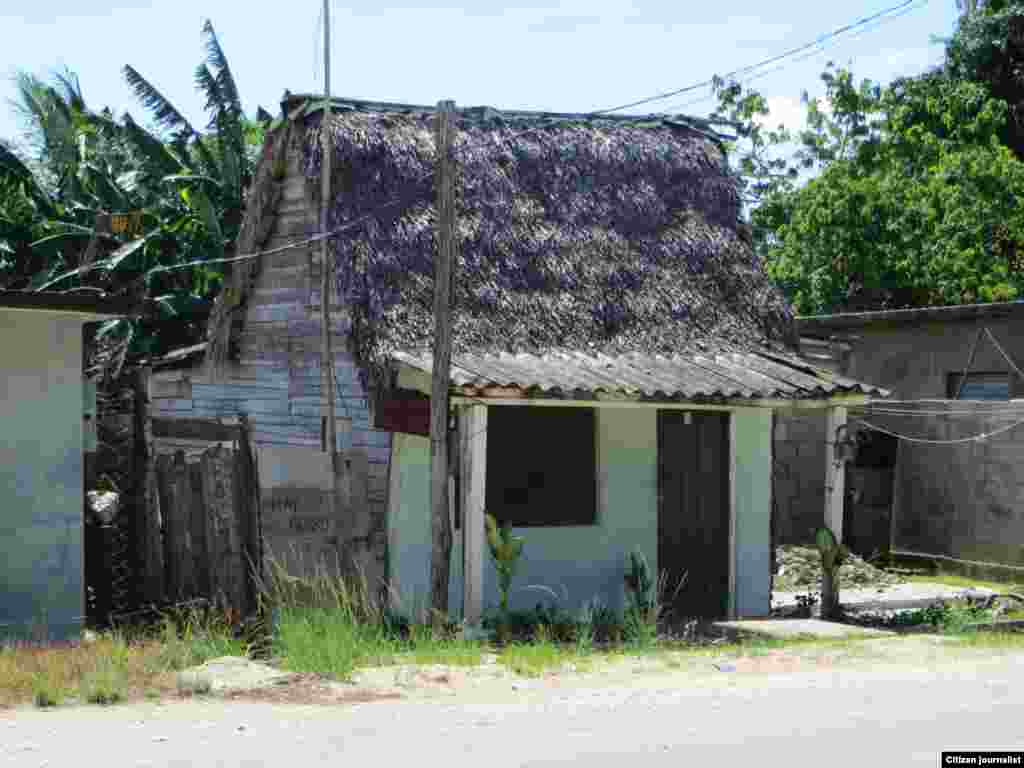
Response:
[[484, 406, 597, 527], [947, 372, 1011, 400]]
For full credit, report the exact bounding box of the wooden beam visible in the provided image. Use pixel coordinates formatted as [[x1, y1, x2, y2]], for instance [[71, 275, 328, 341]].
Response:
[[459, 404, 487, 626]]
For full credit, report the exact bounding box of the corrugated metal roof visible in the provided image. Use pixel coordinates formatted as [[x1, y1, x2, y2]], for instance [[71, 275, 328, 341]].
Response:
[[392, 349, 888, 401]]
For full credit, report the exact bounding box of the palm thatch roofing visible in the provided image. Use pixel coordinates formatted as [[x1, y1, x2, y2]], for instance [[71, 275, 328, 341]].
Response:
[[210, 94, 880, 401]]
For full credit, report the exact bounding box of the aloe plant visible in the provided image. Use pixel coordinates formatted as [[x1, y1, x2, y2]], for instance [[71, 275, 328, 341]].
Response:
[[484, 513, 524, 619], [624, 551, 654, 614], [814, 526, 849, 619]]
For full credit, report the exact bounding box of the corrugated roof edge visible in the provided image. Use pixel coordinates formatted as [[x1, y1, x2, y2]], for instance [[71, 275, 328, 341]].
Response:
[[0, 290, 137, 318], [798, 300, 1024, 333]]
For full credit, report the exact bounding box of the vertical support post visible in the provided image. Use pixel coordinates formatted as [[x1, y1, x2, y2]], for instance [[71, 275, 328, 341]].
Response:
[[319, 0, 344, 577], [430, 99, 457, 623], [823, 406, 848, 618], [727, 412, 737, 619], [824, 406, 848, 543], [459, 405, 487, 626]]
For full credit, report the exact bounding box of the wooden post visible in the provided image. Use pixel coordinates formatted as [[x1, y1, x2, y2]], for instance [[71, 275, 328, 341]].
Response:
[[823, 406, 848, 617], [429, 99, 457, 624], [459, 405, 487, 625], [318, 0, 344, 576]]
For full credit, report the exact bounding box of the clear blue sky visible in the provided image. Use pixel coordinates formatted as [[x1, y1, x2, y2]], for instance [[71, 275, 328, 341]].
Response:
[[1, 0, 958, 145]]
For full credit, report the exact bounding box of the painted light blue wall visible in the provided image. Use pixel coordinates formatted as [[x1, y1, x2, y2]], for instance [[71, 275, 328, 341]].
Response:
[[386, 434, 463, 621], [0, 311, 85, 641], [732, 409, 773, 618], [387, 408, 658, 620]]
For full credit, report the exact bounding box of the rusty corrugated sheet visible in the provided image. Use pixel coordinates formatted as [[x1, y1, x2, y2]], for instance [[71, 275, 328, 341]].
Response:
[[392, 349, 887, 401]]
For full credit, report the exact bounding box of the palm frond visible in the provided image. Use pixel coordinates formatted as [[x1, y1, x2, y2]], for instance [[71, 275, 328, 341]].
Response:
[[194, 64, 225, 130], [121, 112, 185, 177], [122, 65, 198, 142], [200, 20, 242, 117], [52, 66, 85, 113]]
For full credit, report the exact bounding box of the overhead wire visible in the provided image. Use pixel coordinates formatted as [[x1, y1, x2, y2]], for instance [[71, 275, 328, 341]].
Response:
[[591, 0, 923, 116], [852, 414, 1024, 445], [661, 0, 931, 114]]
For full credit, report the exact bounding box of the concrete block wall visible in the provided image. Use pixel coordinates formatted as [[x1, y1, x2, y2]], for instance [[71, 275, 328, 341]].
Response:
[[772, 411, 828, 545]]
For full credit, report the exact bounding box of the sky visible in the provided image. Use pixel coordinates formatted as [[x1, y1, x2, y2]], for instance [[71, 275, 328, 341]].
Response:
[[1, 0, 959, 147]]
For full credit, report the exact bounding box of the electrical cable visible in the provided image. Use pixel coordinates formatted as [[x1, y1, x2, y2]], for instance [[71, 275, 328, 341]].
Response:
[[591, 0, 922, 116], [853, 414, 1024, 445], [661, 0, 930, 114]]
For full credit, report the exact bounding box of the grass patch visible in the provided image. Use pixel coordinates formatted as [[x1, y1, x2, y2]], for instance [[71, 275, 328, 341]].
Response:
[[499, 641, 575, 677], [0, 605, 249, 708]]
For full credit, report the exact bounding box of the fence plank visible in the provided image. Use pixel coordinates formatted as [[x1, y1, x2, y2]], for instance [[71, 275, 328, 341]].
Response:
[[200, 446, 245, 615], [189, 461, 210, 598]]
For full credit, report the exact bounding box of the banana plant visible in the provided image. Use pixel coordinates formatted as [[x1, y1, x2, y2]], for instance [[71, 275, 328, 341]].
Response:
[[484, 513, 525, 619], [815, 526, 849, 619]]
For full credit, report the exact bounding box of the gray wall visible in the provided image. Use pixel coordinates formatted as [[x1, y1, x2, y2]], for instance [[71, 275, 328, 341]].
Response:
[[878, 401, 1024, 565], [828, 313, 1024, 401], [773, 412, 828, 545], [0, 310, 85, 640], [775, 311, 1024, 565]]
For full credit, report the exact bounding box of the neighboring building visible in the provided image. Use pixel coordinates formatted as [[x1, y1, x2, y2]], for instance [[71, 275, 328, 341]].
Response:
[[1, 291, 131, 641], [780, 301, 1024, 566], [149, 94, 882, 623]]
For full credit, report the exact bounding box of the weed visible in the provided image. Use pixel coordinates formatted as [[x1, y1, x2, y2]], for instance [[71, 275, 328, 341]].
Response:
[[499, 640, 568, 678]]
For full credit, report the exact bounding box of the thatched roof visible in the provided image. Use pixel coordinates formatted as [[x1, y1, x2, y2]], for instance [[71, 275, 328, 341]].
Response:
[[285, 96, 796, 382]]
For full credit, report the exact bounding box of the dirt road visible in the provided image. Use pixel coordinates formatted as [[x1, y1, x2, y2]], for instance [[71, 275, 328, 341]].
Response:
[[3, 640, 1023, 767]]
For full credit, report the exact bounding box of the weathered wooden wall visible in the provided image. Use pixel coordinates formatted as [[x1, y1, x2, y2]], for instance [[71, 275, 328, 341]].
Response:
[[148, 131, 391, 594], [148, 419, 261, 615]]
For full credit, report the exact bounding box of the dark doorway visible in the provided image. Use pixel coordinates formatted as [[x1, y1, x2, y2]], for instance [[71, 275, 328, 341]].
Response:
[[657, 410, 731, 619]]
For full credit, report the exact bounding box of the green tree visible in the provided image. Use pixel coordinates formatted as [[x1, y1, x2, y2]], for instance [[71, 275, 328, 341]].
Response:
[[755, 68, 1024, 314]]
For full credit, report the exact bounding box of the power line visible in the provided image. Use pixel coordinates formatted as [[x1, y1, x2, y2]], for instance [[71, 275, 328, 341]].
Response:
[[591, 0, 923, 116], [662, 0, 931, 114], [854, 414, 1024, 445]]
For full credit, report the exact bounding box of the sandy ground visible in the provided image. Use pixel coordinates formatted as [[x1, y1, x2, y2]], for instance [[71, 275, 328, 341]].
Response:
[[3, 636, 1024, 767]]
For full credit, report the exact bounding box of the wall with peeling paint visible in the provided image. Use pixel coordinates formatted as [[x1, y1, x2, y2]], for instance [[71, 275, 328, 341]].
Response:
[[0, 310, 85, 641]]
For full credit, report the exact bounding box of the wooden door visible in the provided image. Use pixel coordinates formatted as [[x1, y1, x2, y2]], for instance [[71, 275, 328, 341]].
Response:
[[657, 411, 731, 619]]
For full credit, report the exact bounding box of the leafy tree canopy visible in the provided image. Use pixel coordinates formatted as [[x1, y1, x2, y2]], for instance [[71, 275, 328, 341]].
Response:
[[722, 2, 1024, 315]]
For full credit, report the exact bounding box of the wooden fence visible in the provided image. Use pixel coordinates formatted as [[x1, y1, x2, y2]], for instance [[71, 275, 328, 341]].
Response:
[[144, 416, 262, 617]]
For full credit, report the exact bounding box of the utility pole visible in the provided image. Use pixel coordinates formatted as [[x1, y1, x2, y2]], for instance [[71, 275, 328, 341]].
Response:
[[319, 1, 341, 508], [429, 99, 456, 625]]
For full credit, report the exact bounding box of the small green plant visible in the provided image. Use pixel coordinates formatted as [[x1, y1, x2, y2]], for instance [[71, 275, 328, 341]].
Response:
[[485, 513, 525, 630], [623, 552, 679, 649], [31, 670, 65, 708], [575, 600, 599, 655], [624, 551, 655, 614], [815, 527, 849, 619]]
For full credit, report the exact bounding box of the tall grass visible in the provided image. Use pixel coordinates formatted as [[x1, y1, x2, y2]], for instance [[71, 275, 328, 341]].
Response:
[[255, 551, 481, 680]]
